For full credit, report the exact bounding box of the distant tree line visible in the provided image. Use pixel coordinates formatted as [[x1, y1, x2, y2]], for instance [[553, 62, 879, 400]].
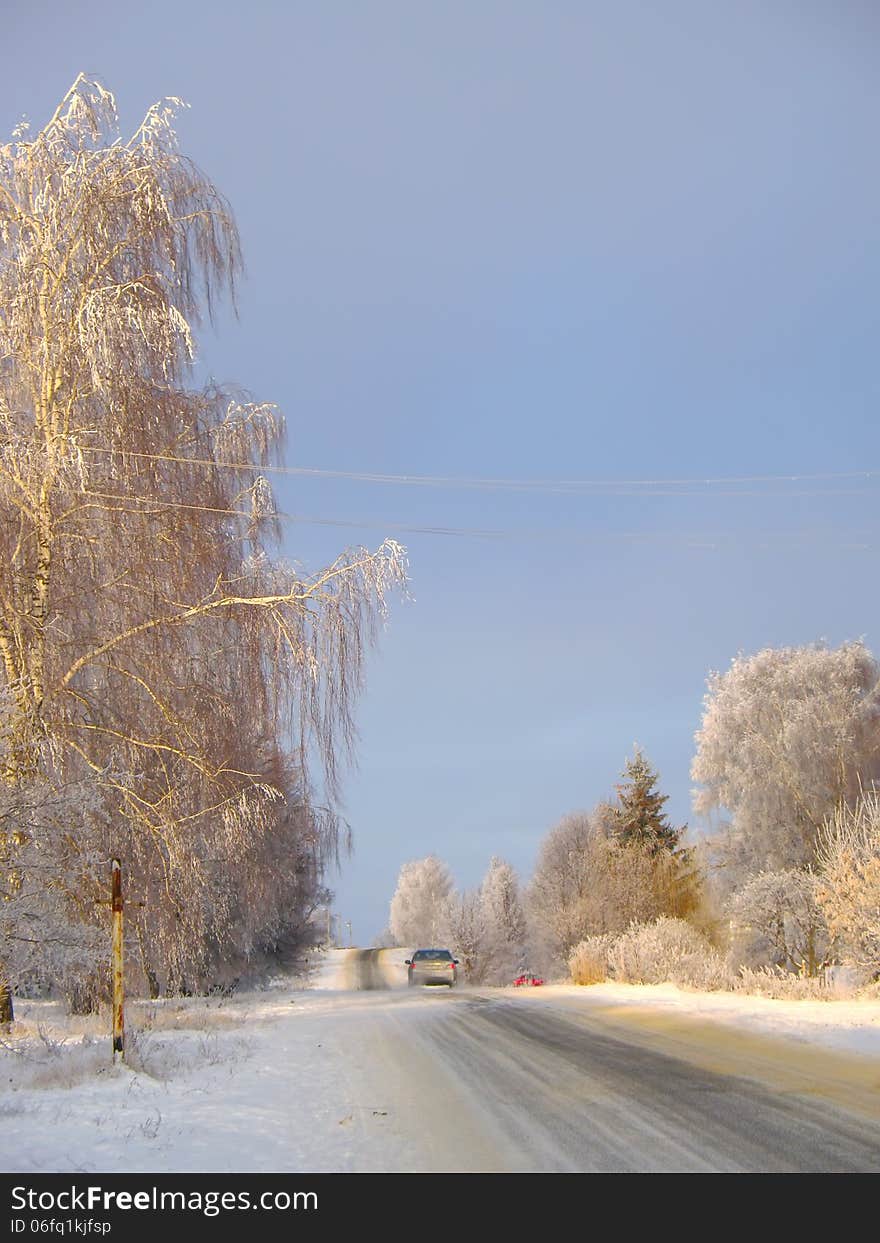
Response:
[[387, 748, 695, 984], [388, 640, 880, 993]]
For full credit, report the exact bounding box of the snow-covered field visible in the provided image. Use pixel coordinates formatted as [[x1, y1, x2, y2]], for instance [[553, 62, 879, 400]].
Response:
[[0, 950, 413, 1173], [2, 949, 879, 1173]]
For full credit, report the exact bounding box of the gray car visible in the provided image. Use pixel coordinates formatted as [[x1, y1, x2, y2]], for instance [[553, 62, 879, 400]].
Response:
[[406, 948, 459, 987]]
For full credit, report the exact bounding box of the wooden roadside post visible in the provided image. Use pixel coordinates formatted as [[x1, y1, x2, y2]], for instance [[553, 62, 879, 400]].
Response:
[[111, 858, 124, 1061], [98, 859, 144, 1063]]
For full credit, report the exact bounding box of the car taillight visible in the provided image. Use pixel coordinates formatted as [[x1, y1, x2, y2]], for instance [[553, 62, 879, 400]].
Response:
[[449, 962, 455, 968]]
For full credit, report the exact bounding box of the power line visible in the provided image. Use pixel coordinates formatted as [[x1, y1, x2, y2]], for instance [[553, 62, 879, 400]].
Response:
[[77, 445, 880, 496], [81, 488, 876, 547], [84, 490, 250, 519]]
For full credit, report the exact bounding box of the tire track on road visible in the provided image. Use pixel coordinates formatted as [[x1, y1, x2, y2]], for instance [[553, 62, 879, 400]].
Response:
[[414, 995, 880, 1171]]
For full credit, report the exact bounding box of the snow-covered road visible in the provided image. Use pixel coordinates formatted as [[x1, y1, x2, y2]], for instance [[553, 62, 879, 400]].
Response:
[[387, 991, 880, 1171], [336, 950, 880, 1171], [4, 949, 880, 1173]]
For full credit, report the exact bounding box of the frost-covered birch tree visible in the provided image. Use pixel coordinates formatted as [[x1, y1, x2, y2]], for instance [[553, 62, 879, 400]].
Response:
[[479, 856, 526, 982], [442, 888, 488, 982], [0, 77, 406, 1012], [526, 812, 608, 972], [691, 642, 880, 889], [388, 856, 454, 947]]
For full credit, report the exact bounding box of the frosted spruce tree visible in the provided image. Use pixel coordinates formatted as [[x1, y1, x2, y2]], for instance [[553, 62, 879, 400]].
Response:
[[610, 748, 683, 855]]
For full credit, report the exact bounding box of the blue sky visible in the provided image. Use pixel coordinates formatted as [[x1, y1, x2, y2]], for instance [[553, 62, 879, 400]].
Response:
[[4, 2, 880, 941]]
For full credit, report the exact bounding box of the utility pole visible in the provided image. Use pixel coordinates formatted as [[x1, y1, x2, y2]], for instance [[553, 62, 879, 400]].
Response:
[[326, 906, 332, 947], [98, 859, 142, 1063], [346, 920, 353, 948]]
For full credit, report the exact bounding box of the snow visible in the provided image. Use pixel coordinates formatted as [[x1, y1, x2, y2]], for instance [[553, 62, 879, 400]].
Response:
[[376, 946, 412, 984], [505, 980, 880, 1058], [2, 950, 879, 1173], [0, 950, 435, 1173], [308, 946, 356, 990]]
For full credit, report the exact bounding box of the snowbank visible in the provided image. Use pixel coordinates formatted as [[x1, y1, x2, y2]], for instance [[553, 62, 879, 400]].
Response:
[[512, 980, 880, 1058]]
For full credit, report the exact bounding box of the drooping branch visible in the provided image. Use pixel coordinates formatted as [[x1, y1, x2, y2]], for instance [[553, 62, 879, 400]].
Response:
[[0, 75, 408, 1004]]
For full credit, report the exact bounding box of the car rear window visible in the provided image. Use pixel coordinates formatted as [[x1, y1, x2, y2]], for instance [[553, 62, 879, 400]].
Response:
[[413, 949, 452, 960]]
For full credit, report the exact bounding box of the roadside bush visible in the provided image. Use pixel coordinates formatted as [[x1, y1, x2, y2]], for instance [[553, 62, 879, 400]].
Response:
[[816, 792, 880, 977], [568, 935, 614, 985], [608, 917, 728, 990], [726, 869, 830, 976], [732, 966, 830, 1001]]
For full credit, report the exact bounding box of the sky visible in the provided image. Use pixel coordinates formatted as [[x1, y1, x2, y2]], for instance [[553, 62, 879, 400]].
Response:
[[3, 1, 880, 942]]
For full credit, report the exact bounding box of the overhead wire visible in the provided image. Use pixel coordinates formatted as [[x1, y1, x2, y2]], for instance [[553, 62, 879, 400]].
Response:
[[76, 445, 880, 497], [81, 487, 876, 547]]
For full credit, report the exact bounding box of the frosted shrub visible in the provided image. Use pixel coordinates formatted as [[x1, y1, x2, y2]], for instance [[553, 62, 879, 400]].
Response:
[[608, 917, 728, 990], [569, 935, 614, 985], [733, 966, 830, 1000], [727, 869, 830, 976], [816, 792, 880, 977]]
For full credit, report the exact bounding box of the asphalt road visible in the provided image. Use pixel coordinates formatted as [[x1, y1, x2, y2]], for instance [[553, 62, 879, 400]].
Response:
[[344, 948, 880, 1172]]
